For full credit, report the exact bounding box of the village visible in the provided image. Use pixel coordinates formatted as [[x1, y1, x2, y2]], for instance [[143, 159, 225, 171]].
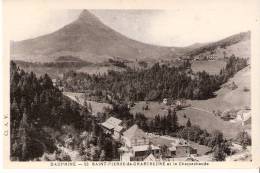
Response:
[[57, 91, 251, 162], [100, 116, 200, 161]]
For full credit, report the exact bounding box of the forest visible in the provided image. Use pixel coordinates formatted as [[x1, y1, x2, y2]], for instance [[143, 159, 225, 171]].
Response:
[[62, 55, 248, 102], [10, 61, 119, 161]]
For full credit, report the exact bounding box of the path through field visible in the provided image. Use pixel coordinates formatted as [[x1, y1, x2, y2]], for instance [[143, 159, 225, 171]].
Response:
[[63, 92, 112, 115], [189, 107, 214, 115]]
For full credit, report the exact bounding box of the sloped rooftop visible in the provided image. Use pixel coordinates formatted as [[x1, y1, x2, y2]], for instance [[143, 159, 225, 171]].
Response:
[[123, 124, 148, 141], [101, 116, 123, 131], [144, 153, 156, 161]]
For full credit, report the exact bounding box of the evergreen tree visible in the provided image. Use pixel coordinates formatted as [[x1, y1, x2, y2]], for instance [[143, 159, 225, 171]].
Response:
[[11, 99, 20, 129], [236, 131, 251, 150], [19, 97, 27, 112], [171, 110, 178, 132], [210, 130, 224, 148], [18, 109, 30, 161], [213, 144, 226, 161], [42, 74, 53, 89], [91, 119, 97, 137], [186, 118, 191, 127], [11, 140, 20, 160], [80, 106, 90, 131], [104, 137, 113, 161]]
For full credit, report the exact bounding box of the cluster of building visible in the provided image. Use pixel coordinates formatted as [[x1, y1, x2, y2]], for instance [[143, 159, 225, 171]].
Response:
[[178, 54, 217, 61], [194, 54, 217, 61], [162, 98, 190, 110], [100, 116, 198, 161], [221, 108, 251, 126]]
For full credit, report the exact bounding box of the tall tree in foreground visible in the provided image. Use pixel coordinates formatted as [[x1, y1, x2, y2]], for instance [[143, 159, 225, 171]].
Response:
[[236, 131, 251, 150], [186, 118, 191, 127], [213, 145, 226, 161], [18, 109, 30, 161]]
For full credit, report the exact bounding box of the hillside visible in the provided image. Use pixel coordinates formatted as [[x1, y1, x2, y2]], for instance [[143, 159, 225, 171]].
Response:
[[188, 66, 250, 113], [185, 31, 250, 59], [10, 10, 182, 63], [130, 65, 250, 139], [177, 65, 250, 138]]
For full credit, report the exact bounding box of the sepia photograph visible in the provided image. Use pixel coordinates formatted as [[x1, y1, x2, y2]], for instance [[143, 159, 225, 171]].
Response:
[[3, 0, 259, 168]]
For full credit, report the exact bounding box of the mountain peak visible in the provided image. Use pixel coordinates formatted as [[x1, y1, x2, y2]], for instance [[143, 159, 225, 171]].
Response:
[[77, 10, 100, 24], [10, 9, 179, 63]]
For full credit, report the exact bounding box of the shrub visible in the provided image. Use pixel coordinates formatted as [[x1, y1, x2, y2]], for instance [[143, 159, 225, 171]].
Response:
[[243, 87, 250, 92]]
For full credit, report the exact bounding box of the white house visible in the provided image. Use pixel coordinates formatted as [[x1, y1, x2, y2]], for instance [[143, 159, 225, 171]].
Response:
[[237, 110, 251, 126], [163, 98, 168, 105], [119, 124, 160, 161], [52, 79, 57, 86], [206, 54, 216, 60]]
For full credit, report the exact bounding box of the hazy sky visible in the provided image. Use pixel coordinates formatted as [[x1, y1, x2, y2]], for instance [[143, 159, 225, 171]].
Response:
[[7, 1, 257, 46]]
